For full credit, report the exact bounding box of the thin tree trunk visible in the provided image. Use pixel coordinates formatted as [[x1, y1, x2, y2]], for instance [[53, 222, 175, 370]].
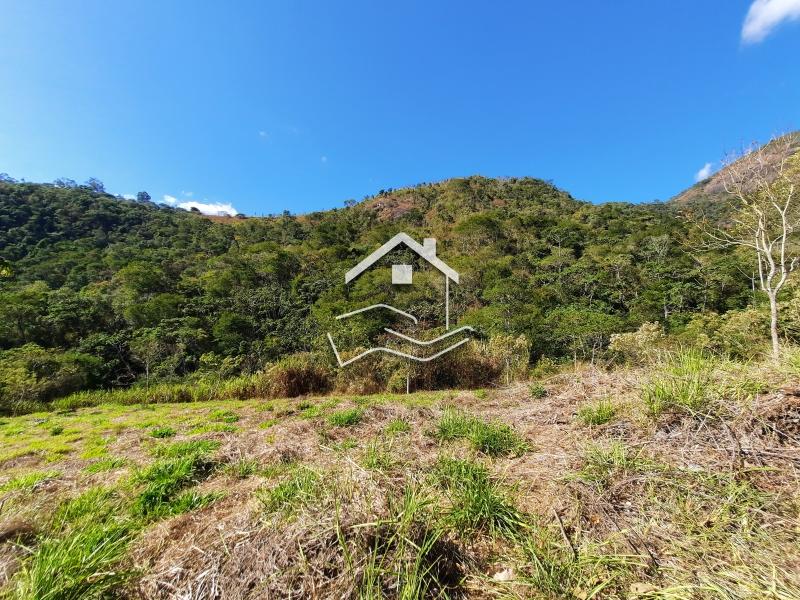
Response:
[[769, 292, 780, 358]]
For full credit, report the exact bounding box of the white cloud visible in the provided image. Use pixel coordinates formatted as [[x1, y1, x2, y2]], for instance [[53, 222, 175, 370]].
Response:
[[695, 162, 714, 182], [321, 155, 328, 163], [122, 194, 135, 200], [177, 200, 239, 216], [181, 190, 193, 198], [259, 130, 268, 138], [163, 193, 238, 215], [742, 0, 800, 43]]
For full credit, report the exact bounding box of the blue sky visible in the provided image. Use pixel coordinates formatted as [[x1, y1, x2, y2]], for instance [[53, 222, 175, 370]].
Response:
[[1, 1, 799, 216]]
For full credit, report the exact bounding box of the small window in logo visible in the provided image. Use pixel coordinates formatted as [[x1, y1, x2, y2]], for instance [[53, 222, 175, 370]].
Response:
[[392, 264, 413, 285]]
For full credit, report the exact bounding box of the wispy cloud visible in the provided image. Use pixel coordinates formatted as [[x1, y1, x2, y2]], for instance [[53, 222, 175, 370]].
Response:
[[695, 162, 714, 182], [742, 0, 800, 43], [163, 194, 178, 206], [122, 194, 135, 200], [258, 130, 268, 139], [181, 190, 193, 198], [178, 200, 239, 216], [321, 155, 328, 164]]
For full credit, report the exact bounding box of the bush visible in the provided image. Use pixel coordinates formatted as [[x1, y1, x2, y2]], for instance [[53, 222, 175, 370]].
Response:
[[608, 322, 665, 365], [680, 309, 770, 360], [267, 353, 333, 398], [0, 344, 100, 415], [528, 383, 547, 399]]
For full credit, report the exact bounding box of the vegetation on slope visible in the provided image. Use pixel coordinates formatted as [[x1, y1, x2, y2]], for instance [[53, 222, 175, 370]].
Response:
[[0, 352, 798, 598], [4, 171, 797, 413]]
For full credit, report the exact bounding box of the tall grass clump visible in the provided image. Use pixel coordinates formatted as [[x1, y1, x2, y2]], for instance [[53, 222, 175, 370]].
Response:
[[12, 520, 135, 600], [13, 486, 135, 600], [435, 408, 527, 457], [328, 407, 364, 427], [133, 440, 219, 517], [258, 466, 322, 515], [515, 522, 637, 597], [577, 442, 654, 489], [576, 398, 616, 426], [641, 348, 717, 417], [431, 456, 524, 536]]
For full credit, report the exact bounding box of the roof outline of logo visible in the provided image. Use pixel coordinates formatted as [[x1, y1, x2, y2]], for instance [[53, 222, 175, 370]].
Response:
[[344, 232, 459, 284]]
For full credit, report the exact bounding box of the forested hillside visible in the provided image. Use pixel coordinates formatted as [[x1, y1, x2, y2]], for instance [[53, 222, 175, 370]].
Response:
[[0, 172, 791, 410]]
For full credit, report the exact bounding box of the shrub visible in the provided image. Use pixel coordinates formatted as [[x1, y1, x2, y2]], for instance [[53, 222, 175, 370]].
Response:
[[267, 352, 332, 398], [0, 344, 100, 415], [716, 308, 770, 360], [528, 383, 547, 399], [608, 322, 665, 365]]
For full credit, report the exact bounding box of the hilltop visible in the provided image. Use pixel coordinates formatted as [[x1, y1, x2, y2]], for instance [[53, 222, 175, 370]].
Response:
[[669, 131, 800, 208]]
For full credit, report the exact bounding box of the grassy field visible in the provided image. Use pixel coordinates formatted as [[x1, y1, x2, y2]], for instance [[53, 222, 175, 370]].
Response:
[[0, 352, 799, 599]]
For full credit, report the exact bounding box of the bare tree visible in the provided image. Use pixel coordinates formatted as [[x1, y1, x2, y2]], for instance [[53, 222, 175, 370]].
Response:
[[702, 134, 800, 357]]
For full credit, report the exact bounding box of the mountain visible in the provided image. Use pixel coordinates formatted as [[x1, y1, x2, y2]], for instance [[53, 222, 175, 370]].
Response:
[[670, 131, 800, 209], [0, 172, 757, 407]]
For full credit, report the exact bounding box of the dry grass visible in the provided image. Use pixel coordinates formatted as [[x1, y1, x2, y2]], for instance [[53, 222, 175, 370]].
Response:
[[0, 358, 798, 598]]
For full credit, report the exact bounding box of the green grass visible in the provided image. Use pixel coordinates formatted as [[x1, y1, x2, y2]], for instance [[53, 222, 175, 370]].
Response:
[[11, 520, 135, 600], [576, 398, 617, 426], [515, 523, 638, 597], [131, 453, 216, 517], [258, 466, 322, 515], [151, 439, 220, 459], [435, 408, 527, 457], [189, 422, 238, 434], [209, 408, 239, 423], [474, 389, 488, 400], [258, 418, 279, 429], [328, 407, 364, 427], [222, 458, 261, 479], [642, 348, 716, 417], [0, 470, 60, 493], [385, 418, 411, 435], [54, 487, 119, 526], [331, 438, 358, 451], [149, 425, 176, 438], [577, 442, 654, 489], [49, 425, 64, 436], [362, 439, 396, 471], [431, 456, 524, 536], [528, 382, 547, 399], [83, 456, 127, 473]]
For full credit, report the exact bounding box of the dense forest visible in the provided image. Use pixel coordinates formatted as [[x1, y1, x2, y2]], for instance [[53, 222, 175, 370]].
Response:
[[1, 168, 796, 412]]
